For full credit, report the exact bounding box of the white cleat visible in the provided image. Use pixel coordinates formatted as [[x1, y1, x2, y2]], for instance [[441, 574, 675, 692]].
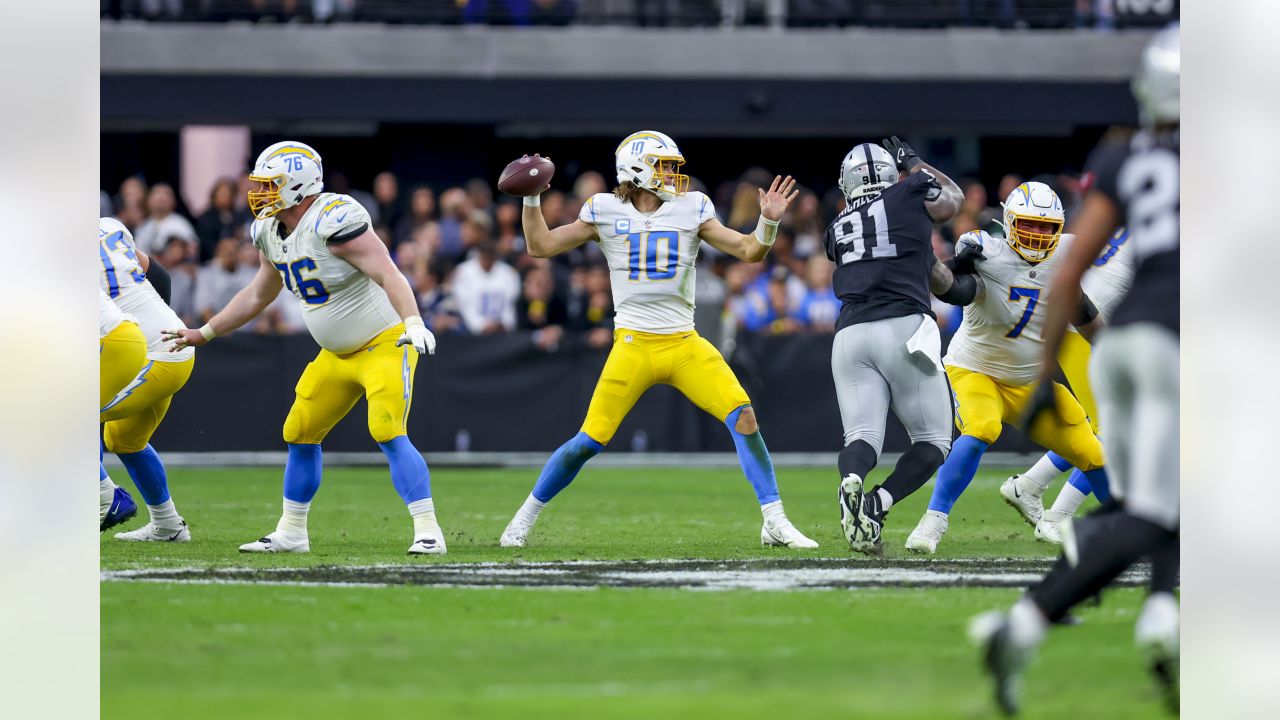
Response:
[[905, 510, 949, 554], [499, 516, 534, 548], [1135, 592, 1180, 712], [239, 530, 310, 554], [1034, 509, 1072, 545], [838, 473, 882, 555], [1000, 474, 1044, 526], [761, 516, 819, 549], [407, 531, 447, 555], [114, 520, 190, 543]]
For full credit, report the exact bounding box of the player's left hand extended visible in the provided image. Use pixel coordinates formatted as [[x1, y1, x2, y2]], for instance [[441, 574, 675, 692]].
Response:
[[757, 175, 800, 222], [1020, 381, 1059, 433], [396, 317, 437, 355]]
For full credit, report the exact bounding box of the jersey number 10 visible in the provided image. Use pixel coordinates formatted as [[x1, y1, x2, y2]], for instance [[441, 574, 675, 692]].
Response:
[[626, 230, 680, 281], [833, 199, 898, 264]]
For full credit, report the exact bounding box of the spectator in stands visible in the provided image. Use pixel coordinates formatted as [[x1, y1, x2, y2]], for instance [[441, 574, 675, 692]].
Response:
[[395, 185, 437, 247], [792, 255, 840, 333], [437, 187, 470, 260], [494, 198, 526, 260], [195, 178, 248, 263], [327, 172, 379, 224], [573, 171, 606, 202], [134, 182, 198, 258], [466, 177, 494, 215], [997, 173, 1024, 208], [194, 237, 256, 327], [742, 266, 798, 335], [417, 263, 465, 335], [571, 263, 613, 349], [113, 175, 149, 230], [373, 171, 403, 232], [787, 190, 824, 260], [154, 235, 198, 325], [453, 235, 521, 334], [518, 264, 569, 351], [100, 190, 113, 218]]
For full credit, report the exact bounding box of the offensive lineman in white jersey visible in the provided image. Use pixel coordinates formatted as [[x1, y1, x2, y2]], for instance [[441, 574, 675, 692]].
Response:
[[498, 131, 817, 549], [100, 217, 197, 541], [905, 182, 1111, 554], [164, 141, 446, 555], [999, 227, 1137, 543]]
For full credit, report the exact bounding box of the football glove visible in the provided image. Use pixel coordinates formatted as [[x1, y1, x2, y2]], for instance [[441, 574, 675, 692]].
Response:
[[396, 316, 437, 356], [948, 231, 989, 275], [881, 135, 923, 172]]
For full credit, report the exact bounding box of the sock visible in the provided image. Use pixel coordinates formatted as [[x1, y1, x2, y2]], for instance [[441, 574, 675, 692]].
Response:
[[1049, 482, 1088, 517], [283, 443, 323, 503], [99, 466, 116, 506], [145, 499, 182, 529], [276, 499, 310, 536], [838, 439, 878, 481], [725, 406, 780, 505], [1081, 467, 1112, 503], [880, 442, 946, 507], [379, 436, 431, 504], [531, 432, 604, 503], [760, 499, 787, 522], [1028, 511, 1176, 623], [876, 487, 893, 511], [1022, 451, 1071, 493], [118, 444, 171, 505], [1008, 597, 1049, 650], [926, 435, 989, 514], [514, 494, 547, 525], [407, 497, 439, 536]]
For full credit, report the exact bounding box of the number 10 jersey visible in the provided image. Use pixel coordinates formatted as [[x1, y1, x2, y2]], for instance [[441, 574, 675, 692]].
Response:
[[579, 191, 717, 334]]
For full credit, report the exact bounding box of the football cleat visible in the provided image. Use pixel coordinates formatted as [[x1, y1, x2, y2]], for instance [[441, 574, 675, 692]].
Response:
[[1000, 474, 1044, 526], [407, 532, 447, 556], [761, 515, 819, 549], [1034, 509, 1072, 545], [499, 516, 534, 548], [1135, 592, 1180, 713], [239, 530, 310, 554], [114, 520, 190, 543], [905, 510, 949, 554], [101, 486, 138, 532], [838, 474, 882, 555], [969, 610, 1031, 717]]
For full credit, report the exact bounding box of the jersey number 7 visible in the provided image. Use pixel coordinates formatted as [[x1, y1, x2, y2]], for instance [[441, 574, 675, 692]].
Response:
[[1006, 287, 1040, 338]]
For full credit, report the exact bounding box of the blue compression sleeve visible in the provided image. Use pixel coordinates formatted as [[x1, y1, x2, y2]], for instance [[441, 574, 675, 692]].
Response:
[[1046, 451, 1073, 473], [379, 436, 432, 504], [725, 406, 780, 505], [927, 435, 990, 513], [531, 432, 604, 503], [1081, 467, 1112, 503], [283, 443, 323, 503], [117, 444, 170, 505]]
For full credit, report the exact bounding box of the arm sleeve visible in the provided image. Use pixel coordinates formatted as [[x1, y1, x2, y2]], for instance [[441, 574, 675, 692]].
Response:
[[911, 169, 943, 201], [1083, 142, 1128, 208], [935, 273, 979, 306], [145, 260, 172, 304]]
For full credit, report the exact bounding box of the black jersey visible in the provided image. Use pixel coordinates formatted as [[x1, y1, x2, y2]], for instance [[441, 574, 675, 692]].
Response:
[[1085, 129, 1179, 334], [825, 171, 939, 331]]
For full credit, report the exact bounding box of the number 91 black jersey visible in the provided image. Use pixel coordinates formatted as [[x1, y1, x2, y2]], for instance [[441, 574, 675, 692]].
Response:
[[824, 171, 939, 332], [1085, 129, 1179, 334]]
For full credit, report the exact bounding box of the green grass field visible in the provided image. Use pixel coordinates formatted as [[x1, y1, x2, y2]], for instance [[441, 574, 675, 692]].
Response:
[[101, 464, 1170, 719]]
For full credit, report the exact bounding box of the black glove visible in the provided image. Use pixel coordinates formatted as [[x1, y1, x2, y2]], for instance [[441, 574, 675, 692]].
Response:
[[1020, 381, 1059, 434], [946, 242, 986, 276], [881, 135, 923, 172]]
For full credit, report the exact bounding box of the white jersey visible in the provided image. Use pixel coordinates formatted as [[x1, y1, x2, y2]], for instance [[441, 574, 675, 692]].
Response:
[[251, 193, 400, 354], [578, 191, 716, 334], [99, 218, 193, 361], [99, 289, 129, 338], [945, 233, 1078, 386], [1081, 227, 1137, 322]]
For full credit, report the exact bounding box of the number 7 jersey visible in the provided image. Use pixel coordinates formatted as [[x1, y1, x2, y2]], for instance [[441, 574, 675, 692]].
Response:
[[578, 191, 717, 334], [251, 193, 399, 354]]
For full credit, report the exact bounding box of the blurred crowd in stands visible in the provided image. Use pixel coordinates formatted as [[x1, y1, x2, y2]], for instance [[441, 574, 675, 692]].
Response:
[[102, 0, 1155, 30], [101, 161, 1089, 351]]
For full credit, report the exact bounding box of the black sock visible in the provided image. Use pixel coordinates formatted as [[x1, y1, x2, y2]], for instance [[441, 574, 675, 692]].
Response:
[[1148, 529, 1180, 595], [879, 442, 946, 507], [838, 439, 878, 481], [1028, 512, 1177, 623]]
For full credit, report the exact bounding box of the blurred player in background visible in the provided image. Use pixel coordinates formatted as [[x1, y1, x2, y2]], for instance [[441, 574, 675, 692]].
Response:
[[99, 288, 145, 531], [826, 137, 965, 555], [972, 24, 1180, 715], [99, 217, 195, 541], [904, 181, 1110, 554], [165, 141, 446, 555], [1000, 227, 1136, 543], [499, 130, 817, 549]]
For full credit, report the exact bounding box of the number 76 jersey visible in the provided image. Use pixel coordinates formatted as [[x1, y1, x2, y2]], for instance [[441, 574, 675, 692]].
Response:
[[943, 232, 1077, 386]]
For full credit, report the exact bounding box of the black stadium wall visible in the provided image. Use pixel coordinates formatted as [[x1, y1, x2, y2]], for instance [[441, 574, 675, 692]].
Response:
[[151, 332, 1043, 456]]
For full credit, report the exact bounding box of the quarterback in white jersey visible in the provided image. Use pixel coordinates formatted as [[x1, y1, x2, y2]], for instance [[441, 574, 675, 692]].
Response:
[[906, 182, 1111, 554], [499, 130, 817, 550], [165, 141, 446, 556], [99, 217, 197, 541]]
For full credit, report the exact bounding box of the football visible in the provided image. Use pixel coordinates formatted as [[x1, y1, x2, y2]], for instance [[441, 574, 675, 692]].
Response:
[[497, 153, 555, 196]]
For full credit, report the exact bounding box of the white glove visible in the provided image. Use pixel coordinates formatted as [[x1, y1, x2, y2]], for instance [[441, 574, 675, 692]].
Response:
[[396, 316, 437, 356]]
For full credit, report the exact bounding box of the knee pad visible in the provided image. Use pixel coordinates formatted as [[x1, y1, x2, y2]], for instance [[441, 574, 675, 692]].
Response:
[[283, 406, 325, 445]]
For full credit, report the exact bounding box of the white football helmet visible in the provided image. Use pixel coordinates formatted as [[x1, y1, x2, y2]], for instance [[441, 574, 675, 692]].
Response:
[[1000, 181, 1064, 263], [838, 143, 899, 201], [614, 131, 689, 201], [247, 141, 324, 220], [1133, 23, 1179, 126]]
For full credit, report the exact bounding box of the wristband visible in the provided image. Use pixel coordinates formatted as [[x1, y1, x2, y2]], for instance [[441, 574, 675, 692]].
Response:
[[199, 324, 217, 342], [755, 216, 780, 247], [523, 195, 541, 208]]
